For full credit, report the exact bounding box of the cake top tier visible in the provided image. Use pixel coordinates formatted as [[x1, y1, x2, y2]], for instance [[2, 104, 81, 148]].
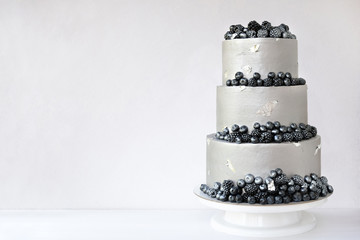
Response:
[[224, 21, 296, 40]]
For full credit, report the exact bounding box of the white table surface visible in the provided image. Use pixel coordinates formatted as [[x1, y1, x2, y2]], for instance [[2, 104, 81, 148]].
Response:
[[0, 209, 359, 240]]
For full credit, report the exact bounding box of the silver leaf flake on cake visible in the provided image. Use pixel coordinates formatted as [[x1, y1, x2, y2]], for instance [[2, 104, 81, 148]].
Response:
[[314, 144, 321, 156], [242, 65, 252, 74], [249, 44, 260, 52], [225, 160, 236, 173], [256, 100, 279, 116], [267, 178, 276, 191]]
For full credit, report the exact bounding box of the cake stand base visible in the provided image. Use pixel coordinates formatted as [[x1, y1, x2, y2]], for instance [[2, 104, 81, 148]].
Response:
[[194, 188, 327, 238]]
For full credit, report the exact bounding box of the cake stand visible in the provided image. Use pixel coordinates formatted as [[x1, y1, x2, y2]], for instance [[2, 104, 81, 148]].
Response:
[[194, 188, 328, 238]]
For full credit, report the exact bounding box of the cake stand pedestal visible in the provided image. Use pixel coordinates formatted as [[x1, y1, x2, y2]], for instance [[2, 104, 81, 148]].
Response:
[[194, 188, 327, 238]]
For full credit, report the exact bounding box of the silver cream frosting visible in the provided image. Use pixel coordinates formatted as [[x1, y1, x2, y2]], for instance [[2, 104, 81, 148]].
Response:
[[222, 39, 298, 84], [216, 85, 308, 132], [206, 135, 321, 185]]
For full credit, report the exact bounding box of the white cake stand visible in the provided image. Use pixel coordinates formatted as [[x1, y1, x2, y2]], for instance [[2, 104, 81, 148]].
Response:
[[194, 188, 328, 238]]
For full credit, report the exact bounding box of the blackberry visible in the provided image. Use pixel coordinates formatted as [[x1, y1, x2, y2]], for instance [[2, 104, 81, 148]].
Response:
[[283, 133, 294, 142], [231, 124, 240, 132], [279, 23, 289, 32], [253, 72, 261, 80], [248, 78, 257, 86], [239, 78, 248, 86], [241, 133, 251, 143], [261, 21, 272, 31], [292, 175, 304, 185], [260, 132, 272, 143], [291, 78, 299, 85], [229, 132, 240, 142], [244, 183, 259, 195], [221, 180, 234, 195], [273, 78, 284, 86], [310, 126, 317, 136], [269, 27, 282, 38], [208, 188, 217, 198], [254, 191, 268, 202], [302, 130, 313, 139], [275, 174, 289, 185], [263, 78, 273, 86], [246, 30, 257, 38], [268, 72, 276, 79], [235, 72, 244, 80], [230, 24, 244, 33], [248, 20, 262, 31], [257, 29, 268, 38], [293, 132, 304, 141], [242, 192, 250, 203], [251, 129, 261, 138]]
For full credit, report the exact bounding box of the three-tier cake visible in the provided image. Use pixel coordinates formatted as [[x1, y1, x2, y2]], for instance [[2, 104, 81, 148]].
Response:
[[200, 21, 333, 205]]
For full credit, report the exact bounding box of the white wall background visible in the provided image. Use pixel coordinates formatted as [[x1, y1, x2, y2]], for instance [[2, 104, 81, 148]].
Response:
[[0, 0, 359, 209]]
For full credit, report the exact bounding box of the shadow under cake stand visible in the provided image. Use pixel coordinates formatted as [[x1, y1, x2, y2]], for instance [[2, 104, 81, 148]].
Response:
[[194, 188, 328, 238]]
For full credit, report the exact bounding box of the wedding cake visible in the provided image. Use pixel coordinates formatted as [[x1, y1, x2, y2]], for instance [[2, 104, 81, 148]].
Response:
[[200, 21, 333, 204]]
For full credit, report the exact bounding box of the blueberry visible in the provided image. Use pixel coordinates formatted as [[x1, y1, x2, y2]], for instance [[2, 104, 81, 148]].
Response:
[[269, 170, 277, 178], [274, 134, 283, 143], [299, 123, 306, 130], [223, 127, 230, 135], [285, 72, 292, 79], [287, 127, 294, 133], [304, 175, 312, 184], [239, 125, 248, 133], [300, 187, 308, 194], [274, 121, 281, 129], [226, 79, 232, 86], [259, 198, 267, 205], [209, 188, 217, 198], [245, 174, 255, 184], [259, 183, 268, 191], [213, 182, 221, 191], [255, 176, 263, 185], [248, 196, 256, 204], [321, 188, 328, 197], [239, 78, 248, 86], [219, 135, 224, 140], [231, 124, 240, 132], [275, 168, 283, 175], [216, 191, 223, 200], [235, 72, 244, 80], [310, 173, 319, 181], [309, 184, 318, 192], [277, 72, 285, 79], [250, 136, 259, 143], [256, 79, 264, 86], [266, 121, 274, 130], [294, 185, 301, 191], [224, 135, 230, 141], [215, 132, 221, 139], [288, 179, 294, 186], [275, 196, 283, 204], [283, 195, 291, 203], [327, 185, 334, 193], [228, 195, 236, 202], [309, 191, 318, 200], [265, 177, 274, 185], [231, 79, 239, 86], [284, 78, 291, 86], [292, 192, 302, 202], [278, 190, 286, 197], [302, 194, 311, 201], [219, 194, 227, 201], [237, 179, 246, 188], [235, 194, 243, 203], [288, 186, 296, 194], [279, 185, 288, 191], [235, 137, 241, 144], [260, 125, 267, 132], [268, 72, 276, 79], [267, 196, 275, 204], [253, 122, 260, 129], [272, 129, 280, 135], [229, 187, 239, 195], [298, 78, 306, 85], [200, 184, 207, 192], [253, 72, 261, 80], [279, 126, 287, 133]]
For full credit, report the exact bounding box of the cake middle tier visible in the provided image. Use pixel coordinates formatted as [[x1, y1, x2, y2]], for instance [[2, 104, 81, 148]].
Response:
[[216, 85, 307, 132]]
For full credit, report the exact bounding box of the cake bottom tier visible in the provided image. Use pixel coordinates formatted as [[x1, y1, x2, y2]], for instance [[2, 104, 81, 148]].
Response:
[[206, 134, 321, 185]]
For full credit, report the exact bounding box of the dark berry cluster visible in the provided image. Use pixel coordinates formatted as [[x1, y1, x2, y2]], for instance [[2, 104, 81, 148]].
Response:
[[224, 21, 296, 40], [226, 71, 306, 87], [200, 168, 333, 205], [215, 122, 317, 144]]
